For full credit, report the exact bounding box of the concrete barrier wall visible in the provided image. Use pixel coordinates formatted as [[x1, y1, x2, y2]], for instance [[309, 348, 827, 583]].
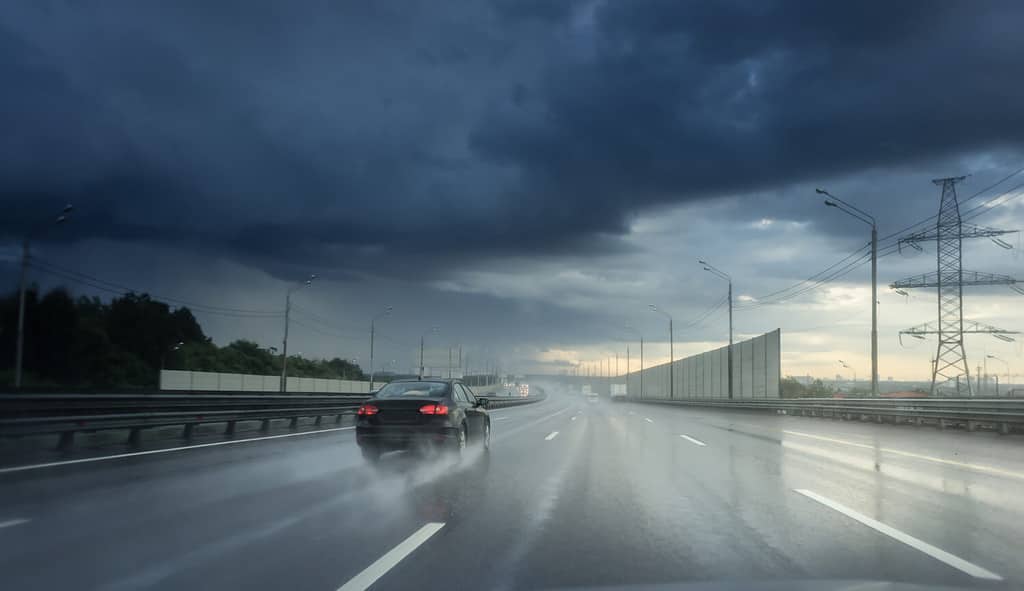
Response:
[[160, 370, 380, 393], [627, 329, 780, 399]]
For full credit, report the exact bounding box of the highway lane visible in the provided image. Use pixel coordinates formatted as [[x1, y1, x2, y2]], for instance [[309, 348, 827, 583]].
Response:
[[1, 387, 1022, 590]]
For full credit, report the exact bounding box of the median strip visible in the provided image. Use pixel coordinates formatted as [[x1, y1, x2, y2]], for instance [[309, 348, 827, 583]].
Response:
[[545, 431, 560, 441]]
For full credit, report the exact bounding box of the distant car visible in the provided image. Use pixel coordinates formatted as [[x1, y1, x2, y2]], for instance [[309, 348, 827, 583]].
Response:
[[355, 379, 490, 462]]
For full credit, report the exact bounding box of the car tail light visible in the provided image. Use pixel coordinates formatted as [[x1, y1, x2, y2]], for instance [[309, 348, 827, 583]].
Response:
[[419, 403, 449, 415], [357, 404, 379, 416]]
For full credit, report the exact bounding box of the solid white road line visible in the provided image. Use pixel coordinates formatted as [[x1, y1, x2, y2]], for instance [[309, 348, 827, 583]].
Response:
[[794, 489, 1002, 580], [784, 430, 1024, 481], [0, 518, 30, 530], [0, 426, 356, 475], [644, 417, 654, 423], [545, 431, 560, 441], [679, 434, 707, 447], [337, 522, 445, 591], [493, 417, 510, 421]]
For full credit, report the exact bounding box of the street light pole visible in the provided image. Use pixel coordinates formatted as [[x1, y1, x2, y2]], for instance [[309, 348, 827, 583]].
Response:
[[649, 305, 674, 398], [625, 325, 643, 399], [368, 306, 392, 390], [419, 326, 438, 379], [159, 341, 184, 388], [819, 188, 878, 398], [14, 204, 73, 388], [699, 261, 733, 399], [280, 274, 316, 392], [987, 355, 1009, 397]]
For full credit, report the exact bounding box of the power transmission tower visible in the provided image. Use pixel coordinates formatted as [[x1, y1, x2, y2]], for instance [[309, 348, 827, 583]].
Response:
[[891, 177, 1019, 396]]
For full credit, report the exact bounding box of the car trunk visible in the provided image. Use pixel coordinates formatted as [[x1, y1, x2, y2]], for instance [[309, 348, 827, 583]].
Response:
[[370, 398, 442, 425]]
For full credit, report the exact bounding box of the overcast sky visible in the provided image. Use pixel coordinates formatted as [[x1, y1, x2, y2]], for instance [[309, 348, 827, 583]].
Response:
[[3, 1, 1024, 381]]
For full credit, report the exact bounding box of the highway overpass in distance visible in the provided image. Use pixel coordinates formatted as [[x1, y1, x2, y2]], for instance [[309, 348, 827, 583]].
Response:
[[1, 383, 1022, 590]]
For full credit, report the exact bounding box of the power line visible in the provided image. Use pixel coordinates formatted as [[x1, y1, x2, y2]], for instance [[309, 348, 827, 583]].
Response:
[[874, 165, 1024, 245], [290, 304, 368, 333], [960, 179, 1024, 223], [737, 242, 871, 306], [288, 317, 364, 342], [26, 258, 284, 319], [677, 294, 728, 330], [376, 333, 417, 349], [738, 167, 1024, 308]]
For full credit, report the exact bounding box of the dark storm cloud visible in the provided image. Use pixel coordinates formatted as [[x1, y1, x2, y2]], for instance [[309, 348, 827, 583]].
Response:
[[2, 0, 1024, 280], [473, 1, 1024, 213]]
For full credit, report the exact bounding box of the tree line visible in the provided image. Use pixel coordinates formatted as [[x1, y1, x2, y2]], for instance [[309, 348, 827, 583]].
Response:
[[0, 286, 365, 389]]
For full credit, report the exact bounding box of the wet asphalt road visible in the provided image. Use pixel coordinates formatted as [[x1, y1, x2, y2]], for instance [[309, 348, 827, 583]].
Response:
[[1, 385, 1023, 590]]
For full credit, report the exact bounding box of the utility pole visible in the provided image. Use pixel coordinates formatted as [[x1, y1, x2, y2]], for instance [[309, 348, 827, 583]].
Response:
[[14, 239, 29, 389], [871, 222, 878, 396], [627, 326, 644, 400], [280, 274, 316, 392], [987, 355, 1009, 397], [14, 204, 72, 388], [649, 305, 674, 398], [818, 189, 878, 397], [419, 326, 438, 379], [699, 261, 733, 398], [368, 306, 392, 390]]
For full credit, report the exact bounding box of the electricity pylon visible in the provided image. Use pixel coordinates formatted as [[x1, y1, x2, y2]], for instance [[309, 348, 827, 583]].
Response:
[[891, 177, 1018, 396]]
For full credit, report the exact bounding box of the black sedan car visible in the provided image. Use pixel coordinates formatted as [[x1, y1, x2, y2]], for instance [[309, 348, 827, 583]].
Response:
[[355, 379, 491, 462]]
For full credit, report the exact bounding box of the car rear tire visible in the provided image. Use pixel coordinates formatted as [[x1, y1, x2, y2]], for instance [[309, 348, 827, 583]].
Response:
[[361, 447, 381, 463]]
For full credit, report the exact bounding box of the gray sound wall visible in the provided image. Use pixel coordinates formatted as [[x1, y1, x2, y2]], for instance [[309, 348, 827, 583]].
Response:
[[626, 329, 780, 399]]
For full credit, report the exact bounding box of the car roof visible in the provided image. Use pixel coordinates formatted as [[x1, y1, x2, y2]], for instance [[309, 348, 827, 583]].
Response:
[[387, 378, 460, 384]]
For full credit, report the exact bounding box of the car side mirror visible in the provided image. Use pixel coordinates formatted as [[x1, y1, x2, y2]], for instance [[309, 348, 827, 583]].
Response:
[[476, 398, 490, 408]]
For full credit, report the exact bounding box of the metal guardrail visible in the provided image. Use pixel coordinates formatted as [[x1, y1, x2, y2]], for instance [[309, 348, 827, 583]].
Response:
[[0, 390, 547, 450], [631, 396, 1024, 434], [484, 389, 548, 409]]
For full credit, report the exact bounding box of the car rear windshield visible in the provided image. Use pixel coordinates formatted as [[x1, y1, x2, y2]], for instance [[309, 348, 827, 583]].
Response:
[[375, 381, 449, 398]]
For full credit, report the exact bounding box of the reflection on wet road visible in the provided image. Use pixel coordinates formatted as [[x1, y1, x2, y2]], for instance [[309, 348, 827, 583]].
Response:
[[1, 386, 1022, 590]]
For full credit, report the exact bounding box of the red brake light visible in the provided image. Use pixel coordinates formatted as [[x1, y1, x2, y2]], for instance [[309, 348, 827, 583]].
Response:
[[419, 403, 449, 415], [357, 404, 379, 416]]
